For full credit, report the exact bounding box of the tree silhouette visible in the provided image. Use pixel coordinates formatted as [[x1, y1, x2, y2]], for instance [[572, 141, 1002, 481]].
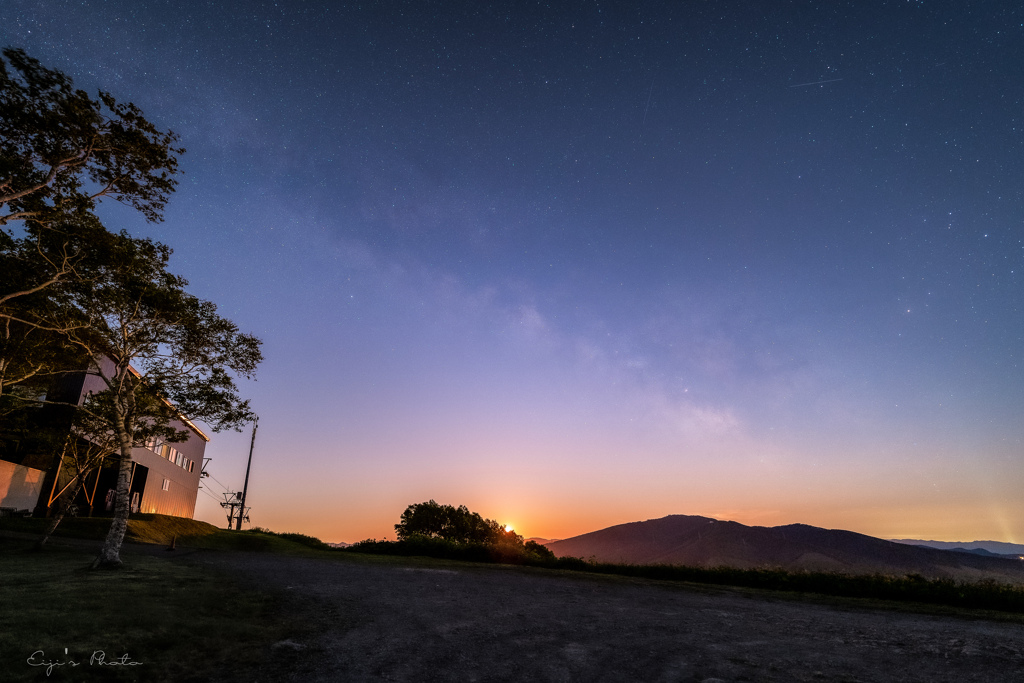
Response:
[[1, 47, 182, 230], [395, 500, 522, 547], [1, 47, 183, 404]]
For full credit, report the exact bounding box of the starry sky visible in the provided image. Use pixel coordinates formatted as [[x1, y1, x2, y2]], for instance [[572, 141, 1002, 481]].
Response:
[[4, 1, 1022, 543]]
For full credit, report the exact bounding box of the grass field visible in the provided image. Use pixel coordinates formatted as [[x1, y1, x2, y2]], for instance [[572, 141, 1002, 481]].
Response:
[[0, 516, 325, 683], [0, 540, 307, 683]]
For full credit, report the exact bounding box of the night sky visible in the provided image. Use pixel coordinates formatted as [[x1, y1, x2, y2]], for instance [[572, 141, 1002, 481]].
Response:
[[5, 1, 1022, 543]]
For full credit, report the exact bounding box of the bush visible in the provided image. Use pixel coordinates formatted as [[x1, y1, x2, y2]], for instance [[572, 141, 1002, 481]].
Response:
[[525, 539, 556, 561], [248, 527, 331, 551]]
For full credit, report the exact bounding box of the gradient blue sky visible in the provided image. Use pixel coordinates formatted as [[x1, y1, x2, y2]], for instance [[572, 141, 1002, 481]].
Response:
[[5, 0, 1022, 543]]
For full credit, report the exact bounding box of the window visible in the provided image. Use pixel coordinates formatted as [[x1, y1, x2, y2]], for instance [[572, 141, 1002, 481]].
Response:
[[176, 453, 183, 467], [162, 478, 170, 491], [187, 460, 195, 473]]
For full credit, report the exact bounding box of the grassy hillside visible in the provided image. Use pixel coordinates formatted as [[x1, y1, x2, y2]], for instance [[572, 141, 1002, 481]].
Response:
[[0, 514, 216, 542], [0, 514, 324, 554]]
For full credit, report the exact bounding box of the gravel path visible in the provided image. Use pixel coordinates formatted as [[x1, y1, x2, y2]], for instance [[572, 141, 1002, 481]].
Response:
[[188, 551, 1024, 682]]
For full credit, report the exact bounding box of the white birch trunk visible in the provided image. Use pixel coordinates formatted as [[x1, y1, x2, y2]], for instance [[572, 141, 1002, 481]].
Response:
[[95, 390, 135, 568]]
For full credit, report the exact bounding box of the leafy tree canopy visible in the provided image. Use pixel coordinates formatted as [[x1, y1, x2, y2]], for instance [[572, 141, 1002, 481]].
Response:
[[524, 539, 556, 561], [66, 233, 261, 431], [0, 220, 113, 405], [1, 46, 184, 405], [0, 46, 183, 231], [395, 500, 522, 547]]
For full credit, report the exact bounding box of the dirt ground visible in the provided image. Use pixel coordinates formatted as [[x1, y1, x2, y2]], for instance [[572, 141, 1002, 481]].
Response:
[[187, 551, 1024, 682]]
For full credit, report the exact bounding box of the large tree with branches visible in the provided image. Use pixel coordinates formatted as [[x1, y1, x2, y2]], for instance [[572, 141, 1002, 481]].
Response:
[[0, 49, 257, 566], [0, 47, 183, 402], [0, 46, 183, 230], [39, 231, 263, 567]]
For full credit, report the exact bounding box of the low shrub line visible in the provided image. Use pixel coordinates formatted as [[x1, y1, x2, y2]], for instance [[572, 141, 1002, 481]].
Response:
[[341, 537, 1024, 613], [343, 535, 556, 565], [248, 526, 333, 551], [584, 562, 1024, 613]]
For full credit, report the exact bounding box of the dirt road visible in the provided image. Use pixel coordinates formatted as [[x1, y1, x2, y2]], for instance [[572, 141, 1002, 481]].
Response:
[[188, 551, 1024, 682]]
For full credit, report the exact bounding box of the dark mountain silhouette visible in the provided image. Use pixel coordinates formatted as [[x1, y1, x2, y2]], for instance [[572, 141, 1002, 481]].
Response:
[[890, 538, 1024, 556], [544, 515, 1024, 582]]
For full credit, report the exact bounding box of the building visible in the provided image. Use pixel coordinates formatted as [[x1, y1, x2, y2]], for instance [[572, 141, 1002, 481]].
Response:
[[0, 357, 208, 519]]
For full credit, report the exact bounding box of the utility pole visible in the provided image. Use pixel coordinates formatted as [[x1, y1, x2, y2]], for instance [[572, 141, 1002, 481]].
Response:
[[235, 416, 258, 531], [221, 492, 242, 529]]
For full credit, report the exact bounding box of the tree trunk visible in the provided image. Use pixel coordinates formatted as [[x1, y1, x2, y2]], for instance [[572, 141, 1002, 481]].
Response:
[[36, 478, 84, 549], [94, 431, 134, 568]]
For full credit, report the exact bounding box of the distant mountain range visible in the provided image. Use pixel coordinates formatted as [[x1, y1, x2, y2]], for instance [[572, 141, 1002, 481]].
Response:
[[543, 515, 1024, 582], [889, 538, 1024, 556]]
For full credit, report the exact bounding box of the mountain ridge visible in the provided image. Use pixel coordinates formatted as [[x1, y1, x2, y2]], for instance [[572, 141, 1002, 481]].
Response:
[[889, 538, 1024, 556], [544, 515, 1024, 582]]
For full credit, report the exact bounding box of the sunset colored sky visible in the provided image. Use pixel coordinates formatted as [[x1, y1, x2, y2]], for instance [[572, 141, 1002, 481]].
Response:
[[4, 1, 1022, 544]]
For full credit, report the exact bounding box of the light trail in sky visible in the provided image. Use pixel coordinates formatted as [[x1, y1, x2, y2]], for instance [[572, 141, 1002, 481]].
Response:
[[788, 77, 844, 88]]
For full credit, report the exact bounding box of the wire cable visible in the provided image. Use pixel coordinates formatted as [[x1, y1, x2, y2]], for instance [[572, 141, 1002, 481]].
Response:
[[200, 475, 233, 498], [206, 473, 235, 495], [196, 487, 223, 503]]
